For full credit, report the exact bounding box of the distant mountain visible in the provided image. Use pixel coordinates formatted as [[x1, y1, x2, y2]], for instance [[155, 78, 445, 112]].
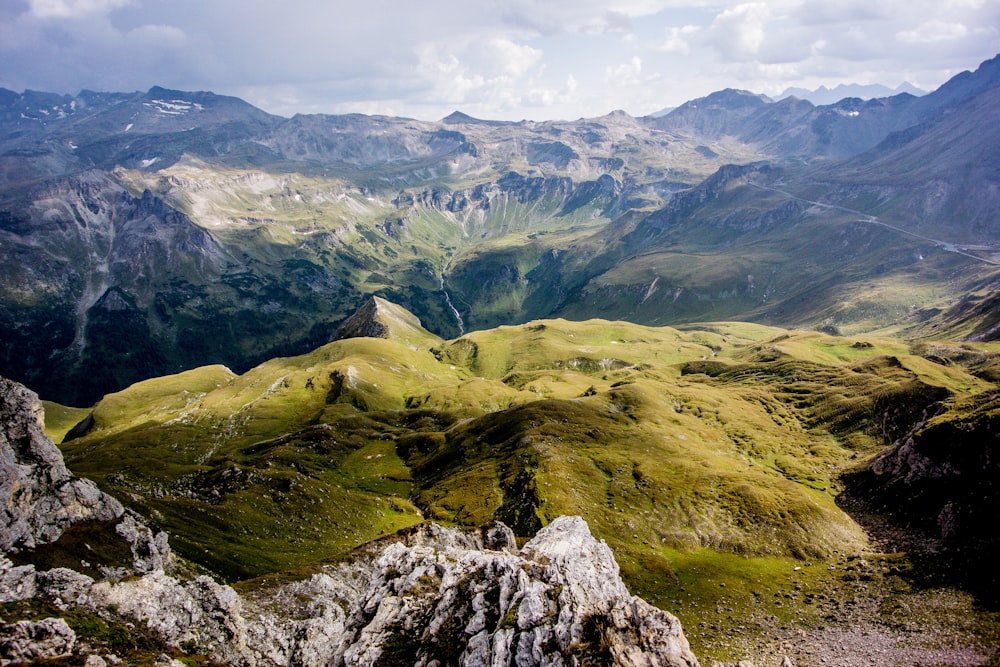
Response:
[[0, 54, 998, 404], [777, 82, 926, 105]]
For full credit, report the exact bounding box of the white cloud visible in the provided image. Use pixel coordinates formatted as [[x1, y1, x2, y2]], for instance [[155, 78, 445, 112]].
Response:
[[707, 3, 770, 61], [897, 20, 969, 44], [29, 0, 132, 19], [486, 38, 543, 78], [605, 56, 642, 85], [658, 25, 699, 55], [2, 0, 998, 121]]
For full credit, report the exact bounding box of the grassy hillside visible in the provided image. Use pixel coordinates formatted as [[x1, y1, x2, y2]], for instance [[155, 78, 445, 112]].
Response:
[[53, 311, 986, 559]]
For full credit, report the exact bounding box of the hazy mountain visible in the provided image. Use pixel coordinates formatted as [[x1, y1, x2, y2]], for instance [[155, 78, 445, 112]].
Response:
[[777, 82, 926, 105]]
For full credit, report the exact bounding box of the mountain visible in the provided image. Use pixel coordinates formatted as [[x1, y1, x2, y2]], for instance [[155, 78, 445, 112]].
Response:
[[777, 82, 926, 105], [0, 55, 998, 407]]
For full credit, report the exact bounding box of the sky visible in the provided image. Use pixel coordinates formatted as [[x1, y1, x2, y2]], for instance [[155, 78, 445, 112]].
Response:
[[1, 0, 998, 122]]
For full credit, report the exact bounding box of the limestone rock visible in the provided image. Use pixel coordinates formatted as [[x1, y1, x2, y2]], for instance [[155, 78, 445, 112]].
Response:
[[72, 517, 698, 666], [0, 557, 36, 603], [89, 572, 253, 666], [0, 617, 76, 664], [0, 377, 123, 552]]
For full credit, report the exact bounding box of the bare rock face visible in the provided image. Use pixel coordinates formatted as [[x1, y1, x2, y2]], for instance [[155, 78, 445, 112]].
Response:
[[0, 377, 123, 552]]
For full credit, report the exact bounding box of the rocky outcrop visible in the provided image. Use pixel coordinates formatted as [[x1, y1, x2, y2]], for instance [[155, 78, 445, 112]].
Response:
[[69, 517, 699, 666], [0, 617, 76, 664], [0, 377, 122, 552], [0, 377, 169, 584], [12, 518, 699, 666]]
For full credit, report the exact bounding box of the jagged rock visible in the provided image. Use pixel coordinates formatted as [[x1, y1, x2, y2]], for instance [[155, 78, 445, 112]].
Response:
[[481, 520, 517, 552], [0, 377, 171, 578], [0, 617, 76, 664], [74, 517, 698, 666], [0, 557, 36, 603], [114, 512, 172, 574], [90, 572, 252, 666], [0, 377, 123, 552]]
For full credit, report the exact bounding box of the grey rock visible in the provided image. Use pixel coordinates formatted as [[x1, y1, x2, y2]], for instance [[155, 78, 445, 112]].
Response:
[[481, 520, 518, 552], [0, 377, 123, 552], [0, 617, 76, 664], [90, 572, 253, 666], [74, 517, 698, 666], [0, 557, 36, 603], [114, 512, 172, 574]]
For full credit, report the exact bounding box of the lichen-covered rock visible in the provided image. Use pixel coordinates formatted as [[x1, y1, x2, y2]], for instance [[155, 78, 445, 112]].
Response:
[[0, 617, 76, 664], [0, 377, 122, 552], [89, 572, 253, 666], [251, 515, 700, 667]]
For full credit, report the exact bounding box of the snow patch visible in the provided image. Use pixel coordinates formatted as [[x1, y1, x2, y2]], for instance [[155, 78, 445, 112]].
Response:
[[143, 99, 205, 116]]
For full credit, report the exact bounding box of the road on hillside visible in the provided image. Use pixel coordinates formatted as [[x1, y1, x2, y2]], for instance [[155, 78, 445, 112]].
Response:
[[747, 182, 1000, 266]]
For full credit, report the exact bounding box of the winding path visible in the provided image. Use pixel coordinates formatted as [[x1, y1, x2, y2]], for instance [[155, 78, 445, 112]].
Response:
[[748, 181, 1000, 266]]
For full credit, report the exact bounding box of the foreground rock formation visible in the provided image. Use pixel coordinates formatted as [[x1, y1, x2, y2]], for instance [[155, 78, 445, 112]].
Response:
[[0, 376, 700, 666], [0, 378, 122, 552]]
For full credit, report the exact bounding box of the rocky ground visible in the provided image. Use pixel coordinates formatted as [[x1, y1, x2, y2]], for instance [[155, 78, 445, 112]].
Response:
[[694, 490, 1000, 667]]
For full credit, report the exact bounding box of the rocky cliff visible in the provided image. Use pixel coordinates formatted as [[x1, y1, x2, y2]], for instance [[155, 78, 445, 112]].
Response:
[[0, 376, 700, 666], [0, 377, 122, 552]]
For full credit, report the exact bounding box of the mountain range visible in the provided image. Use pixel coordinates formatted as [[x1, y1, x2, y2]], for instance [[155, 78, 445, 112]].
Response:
[[776, 81, 927, 105], [1, 55, 998, 405]]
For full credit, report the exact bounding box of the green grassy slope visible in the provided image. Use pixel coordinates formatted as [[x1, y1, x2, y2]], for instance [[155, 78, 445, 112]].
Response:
[[55, 310, 988, 582]]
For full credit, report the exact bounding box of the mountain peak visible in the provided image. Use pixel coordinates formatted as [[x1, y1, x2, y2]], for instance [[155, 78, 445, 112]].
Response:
[[333, 296, 441, 347]]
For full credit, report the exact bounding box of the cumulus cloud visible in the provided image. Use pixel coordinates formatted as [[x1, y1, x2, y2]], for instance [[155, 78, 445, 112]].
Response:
[[605, 56, 643, 85], [1, 0, 997, 121], [897, 20, 969, 44], [707, 3, 770, 61], [658, 25, 699, 55]]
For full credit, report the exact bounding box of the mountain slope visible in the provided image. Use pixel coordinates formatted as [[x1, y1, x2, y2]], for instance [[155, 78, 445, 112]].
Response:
[[48, 299, 1000, 662]]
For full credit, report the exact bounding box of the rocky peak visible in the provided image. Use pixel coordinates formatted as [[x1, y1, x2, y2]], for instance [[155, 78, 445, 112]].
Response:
[[4, 514, 700, 666], [0, 376, 169, 576], [333, 296, 441, 347]]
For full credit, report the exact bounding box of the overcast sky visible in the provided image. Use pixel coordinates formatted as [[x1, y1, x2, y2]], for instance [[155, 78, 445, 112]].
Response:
[[1, 0, 998, 121]]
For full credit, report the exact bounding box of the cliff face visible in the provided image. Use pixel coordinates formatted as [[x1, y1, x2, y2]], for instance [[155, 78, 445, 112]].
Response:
[[0, 377, 123, 551], [0, 376, 700, 666]]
